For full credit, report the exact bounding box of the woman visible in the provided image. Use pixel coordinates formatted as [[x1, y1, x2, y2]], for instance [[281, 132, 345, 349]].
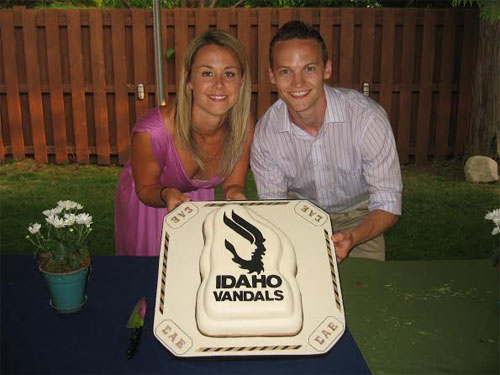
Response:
[[115, 30, 254, 256]]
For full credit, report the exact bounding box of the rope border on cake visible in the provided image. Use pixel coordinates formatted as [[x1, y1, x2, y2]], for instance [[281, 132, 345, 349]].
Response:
[[324, 229, 342, 312], [196, 344, 302, 353], [158, 232, 169, 315], [203, 201, 290, 207]]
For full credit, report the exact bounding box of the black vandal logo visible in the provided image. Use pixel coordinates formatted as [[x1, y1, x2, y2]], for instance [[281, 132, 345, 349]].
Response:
[[223, 211, 267, 274]]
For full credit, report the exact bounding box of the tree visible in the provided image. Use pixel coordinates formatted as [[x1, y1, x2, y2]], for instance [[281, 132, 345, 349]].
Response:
[[453, 0, 500, 159]]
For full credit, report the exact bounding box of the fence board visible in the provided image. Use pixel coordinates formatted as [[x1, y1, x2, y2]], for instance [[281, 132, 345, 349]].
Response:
[[174, 8, 188, 87], [45, 11, 68, 163], [23, 9, 47, 163], [216, 8, 230, 32], [278, 8, 296, 27], [397, 10, 417, 164], [435, 9, 455, 160], [1, 11, 24, 160], [379, 8, 396, 120], [111, 10, 130, 165], [455, 10, 475, 157], [360, 9, 375, 92], [415, 10, 437, 164], [257, 8, 271, 119], [339, 8, 354, 88], [132, 10, 149, 122], [299, 8, 313, 27], [67, 10, 89, 163], [89, 10, 110, 165], [320, 8, 334, 86], [196, 7, 210, 35], [236, 8, 251, 84]]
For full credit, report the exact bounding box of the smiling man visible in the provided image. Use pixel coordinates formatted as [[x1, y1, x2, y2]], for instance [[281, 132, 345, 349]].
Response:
[[250, 21, 403, 263]]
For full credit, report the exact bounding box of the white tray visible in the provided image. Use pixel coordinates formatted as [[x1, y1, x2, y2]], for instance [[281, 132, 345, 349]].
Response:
[[153, 200, 345, 357]]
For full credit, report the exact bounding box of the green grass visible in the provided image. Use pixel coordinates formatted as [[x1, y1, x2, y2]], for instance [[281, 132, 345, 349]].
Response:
[[1, 160, 498, 260], [387, 163, 500, 260], [0, 161, 121, 255]]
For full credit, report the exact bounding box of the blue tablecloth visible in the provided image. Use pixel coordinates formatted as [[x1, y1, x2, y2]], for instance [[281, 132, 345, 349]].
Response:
[[1, 255, 370, 374]]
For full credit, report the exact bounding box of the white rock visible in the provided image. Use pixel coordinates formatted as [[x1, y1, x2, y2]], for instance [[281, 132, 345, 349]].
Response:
[[464, 156, 499, 183]]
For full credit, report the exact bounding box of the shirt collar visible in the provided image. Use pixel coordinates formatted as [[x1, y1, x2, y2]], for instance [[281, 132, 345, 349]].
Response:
[[278, 85, 346, 133], [324, 85, 346, 125]]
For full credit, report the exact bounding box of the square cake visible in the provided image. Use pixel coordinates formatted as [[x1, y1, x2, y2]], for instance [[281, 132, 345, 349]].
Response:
[[154, 200, 345, 357]]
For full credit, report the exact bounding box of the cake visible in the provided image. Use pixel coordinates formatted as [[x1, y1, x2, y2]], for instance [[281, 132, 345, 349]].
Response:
[[195, 204, 303, 337]]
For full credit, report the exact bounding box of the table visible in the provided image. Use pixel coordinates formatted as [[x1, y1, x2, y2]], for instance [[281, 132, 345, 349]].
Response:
[[1, 255, 370, 374]]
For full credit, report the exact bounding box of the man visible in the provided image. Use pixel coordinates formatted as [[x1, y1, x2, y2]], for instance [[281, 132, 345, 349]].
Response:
[[250, 21, 402, 262]]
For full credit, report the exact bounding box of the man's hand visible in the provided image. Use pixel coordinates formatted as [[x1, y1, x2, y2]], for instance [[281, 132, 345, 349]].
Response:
[[331, 230, 354, 263], [331, 210, 399, 263], [162, 188, 190, 211]]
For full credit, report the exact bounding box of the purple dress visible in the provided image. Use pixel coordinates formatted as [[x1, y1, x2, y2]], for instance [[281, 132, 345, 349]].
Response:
[[114, 108, 223, 256]]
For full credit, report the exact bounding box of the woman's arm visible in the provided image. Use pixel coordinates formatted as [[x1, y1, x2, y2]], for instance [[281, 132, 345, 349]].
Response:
[[131, 131, 189, 210], [222, 117, 255, 200]]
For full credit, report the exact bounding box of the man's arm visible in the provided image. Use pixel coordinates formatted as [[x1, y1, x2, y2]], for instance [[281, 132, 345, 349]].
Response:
[[333, 105, 402, 262], [332, 209, 399, 262], [250, 132, 288, 199]]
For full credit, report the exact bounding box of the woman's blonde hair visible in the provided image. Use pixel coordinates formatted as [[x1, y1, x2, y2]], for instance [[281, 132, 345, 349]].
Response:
[[175, 30, 252, 176]]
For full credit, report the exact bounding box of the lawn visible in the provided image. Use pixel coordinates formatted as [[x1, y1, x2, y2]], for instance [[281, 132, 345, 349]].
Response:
[[0, 159, 498, 260]]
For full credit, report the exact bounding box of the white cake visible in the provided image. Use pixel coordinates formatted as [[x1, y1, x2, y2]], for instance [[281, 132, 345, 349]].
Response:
[[195, 204, 303, 337]]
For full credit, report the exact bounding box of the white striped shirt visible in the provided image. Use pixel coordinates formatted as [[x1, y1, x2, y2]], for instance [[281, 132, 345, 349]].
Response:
[[250, 85, 402, 215]]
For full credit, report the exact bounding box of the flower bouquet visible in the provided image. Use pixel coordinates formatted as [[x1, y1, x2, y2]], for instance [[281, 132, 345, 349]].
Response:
[[485, 209, 500, 268], [27, 200, 93, 273], [26, 200, 93, 313]]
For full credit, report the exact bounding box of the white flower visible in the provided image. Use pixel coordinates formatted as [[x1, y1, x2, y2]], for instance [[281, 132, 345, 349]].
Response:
[[485, 209, 500, 221], [76, 213, 93, 226], [57, 200, 83, 211], [46, 214, 65, 228], [63, 213, 76, 226], [28, 223, 41, 234], [486, 208, 500, 236], [42, 206, 63, 217]]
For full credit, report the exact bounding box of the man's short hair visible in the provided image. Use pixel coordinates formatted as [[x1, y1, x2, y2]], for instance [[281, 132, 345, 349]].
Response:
[[269, 20, 328, 68]]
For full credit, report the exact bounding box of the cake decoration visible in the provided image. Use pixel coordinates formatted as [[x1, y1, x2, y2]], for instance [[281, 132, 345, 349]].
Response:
[[196, 204, 303, 337]]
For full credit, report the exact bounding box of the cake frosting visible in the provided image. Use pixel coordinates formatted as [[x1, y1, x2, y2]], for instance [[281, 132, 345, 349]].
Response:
[[195, 204, 303, 337]]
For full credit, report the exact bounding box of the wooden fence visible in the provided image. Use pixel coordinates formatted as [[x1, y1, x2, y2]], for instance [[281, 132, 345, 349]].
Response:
[[0, 6, 477, 165]]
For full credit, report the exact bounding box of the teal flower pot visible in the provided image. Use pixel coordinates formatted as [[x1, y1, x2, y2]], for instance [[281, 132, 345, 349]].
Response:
[[41, 264, 90, 314]]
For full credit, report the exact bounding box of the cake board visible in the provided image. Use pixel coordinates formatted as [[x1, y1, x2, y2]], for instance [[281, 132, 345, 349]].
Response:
[[153, 200, 345, 357]]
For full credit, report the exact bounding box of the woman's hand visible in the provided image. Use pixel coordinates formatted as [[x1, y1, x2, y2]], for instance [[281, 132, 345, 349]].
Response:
[[161, 187, 191, 211], [224, 185, 246, 201]]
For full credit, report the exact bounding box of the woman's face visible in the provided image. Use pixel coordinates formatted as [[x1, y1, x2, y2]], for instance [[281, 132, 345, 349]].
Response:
[[188, 44, 244, 124]]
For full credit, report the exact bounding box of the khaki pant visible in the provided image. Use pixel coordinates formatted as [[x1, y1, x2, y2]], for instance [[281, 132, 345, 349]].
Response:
[[286, 192, 385, 261], [329, 207, 385, 261]]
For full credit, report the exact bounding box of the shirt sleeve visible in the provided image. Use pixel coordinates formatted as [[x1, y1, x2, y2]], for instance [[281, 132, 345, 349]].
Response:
[[250, 132, 288, 200], [360, 109, 403, 215]]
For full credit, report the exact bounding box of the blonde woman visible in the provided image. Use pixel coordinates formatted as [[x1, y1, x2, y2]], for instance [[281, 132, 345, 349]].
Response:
[[115, 30, 254, 256]]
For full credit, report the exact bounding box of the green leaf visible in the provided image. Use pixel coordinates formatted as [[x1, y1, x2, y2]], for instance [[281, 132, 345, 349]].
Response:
[[166, 48, 175, 60]]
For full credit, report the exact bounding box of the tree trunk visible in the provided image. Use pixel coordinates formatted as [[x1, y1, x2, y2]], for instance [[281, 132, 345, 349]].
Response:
[[466, 18, 500, 159]]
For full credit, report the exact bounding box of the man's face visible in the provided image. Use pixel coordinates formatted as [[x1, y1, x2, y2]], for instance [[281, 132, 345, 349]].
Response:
[[269, 38, 332, 120]]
